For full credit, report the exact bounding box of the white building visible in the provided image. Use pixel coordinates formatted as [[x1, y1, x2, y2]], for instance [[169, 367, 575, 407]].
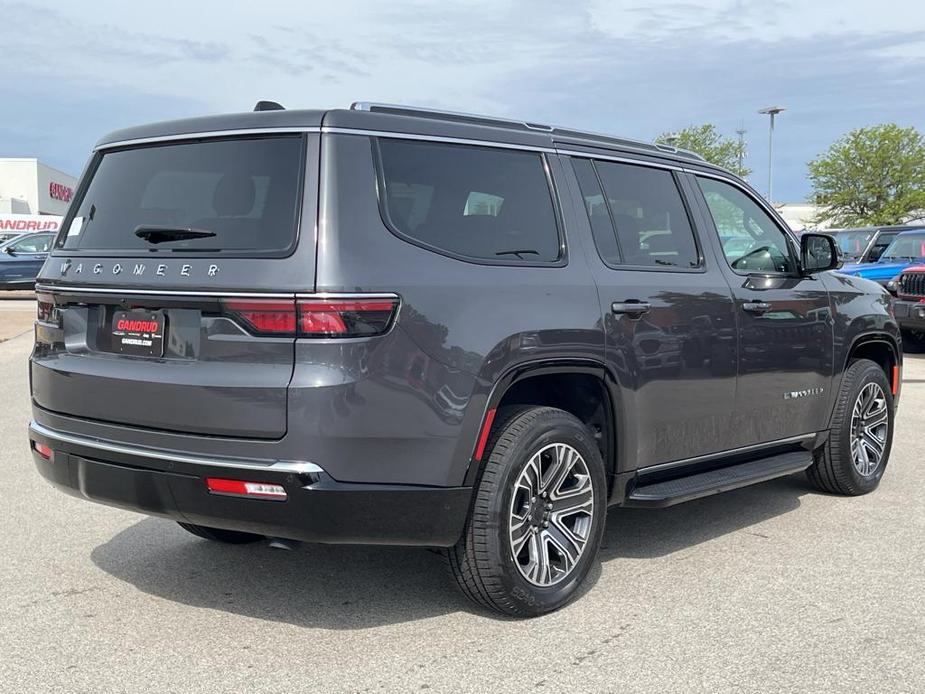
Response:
[[0, 158, 76, 235], [0, 158, 77, 216]]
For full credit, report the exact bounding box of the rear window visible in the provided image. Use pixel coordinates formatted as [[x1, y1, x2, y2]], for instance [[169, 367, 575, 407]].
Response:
[[58, 136, 304, 255], [375, 138, 561, 263]]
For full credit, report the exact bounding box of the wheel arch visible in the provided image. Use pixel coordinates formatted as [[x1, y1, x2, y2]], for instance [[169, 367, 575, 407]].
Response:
[[462, 359, 620, 493]]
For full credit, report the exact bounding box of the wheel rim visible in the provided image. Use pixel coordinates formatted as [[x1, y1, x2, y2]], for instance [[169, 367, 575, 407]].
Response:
[[850, 382, 889, 477], [508, 443, 594, 587]]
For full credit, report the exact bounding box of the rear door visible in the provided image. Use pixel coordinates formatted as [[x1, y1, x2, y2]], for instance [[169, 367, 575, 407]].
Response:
[[689, 173, 834, 447], [564, 154, 738, 468], [31, 133, 317, 439]]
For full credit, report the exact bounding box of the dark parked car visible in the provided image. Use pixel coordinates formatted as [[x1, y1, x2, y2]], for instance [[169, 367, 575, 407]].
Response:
[[893, 264, 925, 343], [0, 232, 55, 288], [29, 102, 902, 616]]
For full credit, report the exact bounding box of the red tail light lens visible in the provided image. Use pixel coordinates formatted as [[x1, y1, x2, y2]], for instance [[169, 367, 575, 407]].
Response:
[[297, 299, 398, 337], [36, 292, 56, 324], [33, 442, 53, 460], [221, 297, 398, 338], [222, 300, 297, 335]]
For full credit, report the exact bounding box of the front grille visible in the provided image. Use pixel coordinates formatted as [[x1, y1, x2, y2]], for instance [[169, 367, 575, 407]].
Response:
[[899, 272, 925, 297]]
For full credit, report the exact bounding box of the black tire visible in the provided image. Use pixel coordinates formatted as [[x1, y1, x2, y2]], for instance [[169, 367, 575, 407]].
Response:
[[807, 359, 894, 495], [445, 406, 607, 617], [177, 522, 264, 544]]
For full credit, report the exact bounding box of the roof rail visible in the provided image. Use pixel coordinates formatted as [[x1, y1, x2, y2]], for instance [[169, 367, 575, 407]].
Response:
[[349, 101, 707, 163], [350, 101, 554, 132]]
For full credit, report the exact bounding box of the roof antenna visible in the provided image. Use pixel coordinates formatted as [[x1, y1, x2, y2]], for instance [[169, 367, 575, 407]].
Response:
[[254, 100, 285, 112]]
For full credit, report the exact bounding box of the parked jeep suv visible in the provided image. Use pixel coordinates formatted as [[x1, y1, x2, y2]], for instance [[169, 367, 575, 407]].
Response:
[[29, 103, 902, 616]]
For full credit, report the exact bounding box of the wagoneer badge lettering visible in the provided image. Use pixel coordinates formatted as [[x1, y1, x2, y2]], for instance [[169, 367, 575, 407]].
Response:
[[784, 387, 825, 400], [58, 261, 221, 279]]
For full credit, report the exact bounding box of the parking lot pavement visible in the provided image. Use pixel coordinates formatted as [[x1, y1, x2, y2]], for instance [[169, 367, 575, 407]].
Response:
[[1, 331, 923, 694], [0, 297, 36, 343]]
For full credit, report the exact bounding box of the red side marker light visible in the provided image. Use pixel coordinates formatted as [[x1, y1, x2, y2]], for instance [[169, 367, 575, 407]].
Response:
[[892, 365, 901, 395], [205, 478, 287, 501], [34, 442, 53, 460], [474, 408, 497, 461]]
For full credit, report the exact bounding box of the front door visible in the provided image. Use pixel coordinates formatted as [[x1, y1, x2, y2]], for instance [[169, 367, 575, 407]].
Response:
[[563, 155, 738, 469], [690, 174, 834, 448]]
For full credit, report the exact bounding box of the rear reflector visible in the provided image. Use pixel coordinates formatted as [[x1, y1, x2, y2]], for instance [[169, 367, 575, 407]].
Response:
[[892, 365, 901, 395], [473, 408, 497, 461], [221, 297, 398, 338], [33, 442, 53, 460], [205, 478, 287, 501]]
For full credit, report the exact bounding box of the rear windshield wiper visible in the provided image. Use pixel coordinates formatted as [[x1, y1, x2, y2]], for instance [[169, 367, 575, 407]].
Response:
[[495, 249, 540, 260], [134, 226, 217, 245]]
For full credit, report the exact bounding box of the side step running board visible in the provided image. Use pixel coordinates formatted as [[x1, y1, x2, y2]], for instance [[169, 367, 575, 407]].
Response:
[[625, 451, 813, 508]]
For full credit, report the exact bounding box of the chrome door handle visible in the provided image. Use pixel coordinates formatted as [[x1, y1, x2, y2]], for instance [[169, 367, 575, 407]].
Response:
[[612, 301, 652, 316], [743, 301, 772, 314]]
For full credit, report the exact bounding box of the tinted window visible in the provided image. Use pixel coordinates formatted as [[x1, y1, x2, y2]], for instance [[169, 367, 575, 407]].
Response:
[[833, 229, 875, 260], [571, 158, 620, 265], [594, 161, 699, 268], [9, 233, 54, 253], [697, 177, 796, 274], [377, 139, 560, 263], [59, 136, 304, 254], [868, 232, 898, 261]]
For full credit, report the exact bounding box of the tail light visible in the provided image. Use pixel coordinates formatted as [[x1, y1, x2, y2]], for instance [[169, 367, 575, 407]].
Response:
[[222, 296, 398, 338], [33, 442, 53, 460], [36, 292, 56, 324]]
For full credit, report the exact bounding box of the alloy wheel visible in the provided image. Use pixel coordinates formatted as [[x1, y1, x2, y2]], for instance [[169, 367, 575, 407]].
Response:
[[850, 382, 889, 477], [508, 443, 594, 587]]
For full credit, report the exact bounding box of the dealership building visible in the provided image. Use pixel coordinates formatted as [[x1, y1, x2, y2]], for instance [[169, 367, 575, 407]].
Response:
[[0, 158, 77, 234]]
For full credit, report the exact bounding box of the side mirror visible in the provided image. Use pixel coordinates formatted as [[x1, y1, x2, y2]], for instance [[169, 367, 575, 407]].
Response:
[[801, 233, 841, 274], [3, 247, 15, 256]]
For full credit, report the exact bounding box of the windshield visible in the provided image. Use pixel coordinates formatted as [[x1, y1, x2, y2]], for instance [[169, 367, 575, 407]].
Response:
[[58, 135, 304, 255], [832, 230, 875, 259], [879, 233, 925, 261]]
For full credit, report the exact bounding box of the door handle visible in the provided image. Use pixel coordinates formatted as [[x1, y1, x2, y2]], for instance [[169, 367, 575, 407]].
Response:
[[612, 301, 652, 316], [742, 301, 772, 314]]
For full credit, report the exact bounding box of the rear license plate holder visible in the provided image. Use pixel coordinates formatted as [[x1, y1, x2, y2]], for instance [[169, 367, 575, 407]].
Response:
[[111, 310, 166, 357]]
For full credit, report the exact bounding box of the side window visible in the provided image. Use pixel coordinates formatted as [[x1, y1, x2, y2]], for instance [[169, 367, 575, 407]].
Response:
[[571, 158, 621, 265], [594, 161, 700, 268], [376, 139, 561, 263], [868, 232, 896, 262], [10, 234, 52, 253], [697, 177, 796, 274]]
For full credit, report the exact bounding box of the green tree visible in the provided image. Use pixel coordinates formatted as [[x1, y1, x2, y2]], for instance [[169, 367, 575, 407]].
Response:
[[656, 124, 749, 178], [808, 124, 925, 227]]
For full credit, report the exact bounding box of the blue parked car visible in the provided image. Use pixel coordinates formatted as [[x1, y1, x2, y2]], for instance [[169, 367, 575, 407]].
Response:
[[0, 232, 55, 289], [837, 229, 925, 286]]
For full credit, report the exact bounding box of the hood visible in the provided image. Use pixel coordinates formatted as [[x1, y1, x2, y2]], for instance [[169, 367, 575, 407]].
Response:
[[837, 260, 913, 282]]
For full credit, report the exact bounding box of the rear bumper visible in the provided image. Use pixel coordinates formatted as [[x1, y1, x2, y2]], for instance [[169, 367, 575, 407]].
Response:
[[894, 299, 925, 330], [28, 420, 471, 547]]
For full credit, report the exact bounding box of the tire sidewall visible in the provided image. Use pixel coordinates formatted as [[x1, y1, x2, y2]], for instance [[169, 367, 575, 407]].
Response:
[[483, 411, 607, 616]]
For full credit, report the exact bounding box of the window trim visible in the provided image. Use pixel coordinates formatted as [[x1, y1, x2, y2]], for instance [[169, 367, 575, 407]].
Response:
[[570, 155, 707, 274], [52, 133, 310, 260], [692, 172, 801, 278], [371, 136, 567, 268]]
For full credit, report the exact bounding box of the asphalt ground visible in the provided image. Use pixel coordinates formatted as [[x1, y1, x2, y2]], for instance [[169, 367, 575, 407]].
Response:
[[0, 327, 922, 693]]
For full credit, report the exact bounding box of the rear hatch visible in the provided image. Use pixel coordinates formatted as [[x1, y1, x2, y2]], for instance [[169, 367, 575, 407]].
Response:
[[31, 133, 317, 439]]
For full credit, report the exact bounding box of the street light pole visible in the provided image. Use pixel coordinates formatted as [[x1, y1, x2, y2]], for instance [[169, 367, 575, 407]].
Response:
[[758, 106, 786, 205]]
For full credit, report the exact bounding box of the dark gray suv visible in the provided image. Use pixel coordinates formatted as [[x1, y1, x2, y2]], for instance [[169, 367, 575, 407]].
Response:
[[29, 102, 902, 616]]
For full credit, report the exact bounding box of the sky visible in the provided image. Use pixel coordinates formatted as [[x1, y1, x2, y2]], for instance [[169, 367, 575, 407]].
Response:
[[2, 0, 925, 202]]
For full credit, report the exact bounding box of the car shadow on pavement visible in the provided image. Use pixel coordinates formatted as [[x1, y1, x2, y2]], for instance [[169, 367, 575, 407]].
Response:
[[90, 473, 813, 628]]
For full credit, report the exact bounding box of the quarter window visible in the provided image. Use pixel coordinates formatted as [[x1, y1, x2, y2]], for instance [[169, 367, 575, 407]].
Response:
[[697, 177, 796, 274], [376, 139, 561, 263], [593, 161, 700, 268]]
